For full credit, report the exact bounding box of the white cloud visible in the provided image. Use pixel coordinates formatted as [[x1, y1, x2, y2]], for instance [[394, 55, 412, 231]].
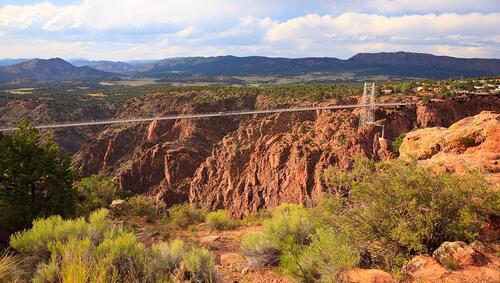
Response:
[[176, 26, 196, 37], [318, 0, 500, 15], [215, 16, 276, 38], [0, 0, 271, 32], [0, 2, 80, 30], [0, 1, 499, 59], [361, 0, 498, 14], [265, 13, 500, 42], [263, 12, 500, 58]]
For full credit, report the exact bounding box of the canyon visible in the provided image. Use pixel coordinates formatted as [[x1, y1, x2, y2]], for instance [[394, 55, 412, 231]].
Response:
[[72, 91, 500, 217]]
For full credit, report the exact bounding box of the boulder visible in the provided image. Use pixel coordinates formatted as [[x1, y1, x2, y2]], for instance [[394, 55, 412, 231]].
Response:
[[220, 252, 244, 266], [403, 255, 449, 281], [136, 231, 160, 243], [403, 242, 500, 283], [433, 241, 491, 268], [341, 268, 395, 283], [200, 235, 220, 243], [433, 241, 476, 267], [109, 199, 129, 214]]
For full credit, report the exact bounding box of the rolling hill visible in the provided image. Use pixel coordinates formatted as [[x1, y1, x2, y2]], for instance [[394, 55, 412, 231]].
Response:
[[0, 52, 499, 82], [348, 52, 500, 78], [0, 58, 114, 82], [70, 59, 134, 73], [84, 52, 500, 78]]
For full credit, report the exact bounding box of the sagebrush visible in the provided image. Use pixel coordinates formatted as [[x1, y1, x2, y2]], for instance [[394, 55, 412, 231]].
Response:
[[10, 209, 218, 282]]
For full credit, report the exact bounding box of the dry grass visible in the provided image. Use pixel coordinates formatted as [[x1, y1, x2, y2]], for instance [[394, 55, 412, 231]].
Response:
[[0, 249, 23, 282]]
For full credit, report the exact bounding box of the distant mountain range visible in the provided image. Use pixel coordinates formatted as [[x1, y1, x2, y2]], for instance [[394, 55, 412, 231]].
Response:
[[0, 58, 113, 82], [1, 52, 499, 82], [0, 58, 31, 67]]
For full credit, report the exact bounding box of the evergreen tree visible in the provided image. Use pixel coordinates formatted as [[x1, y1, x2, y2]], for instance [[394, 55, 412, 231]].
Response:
[[0, 119, 76, 244]]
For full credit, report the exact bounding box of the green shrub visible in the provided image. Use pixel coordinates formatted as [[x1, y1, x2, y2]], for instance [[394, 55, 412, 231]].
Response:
[[46, 237, 114, 283], [264, 204, 315, 246], [167, 204, 206, 228], [326, 155, 499, 269], [277, 235, 313, 281], [277, 227, 358, 282], [321, 166, 353, 198], [422, 95, 431, 104], [32, 260, 59, 283], [12, 210, 219, 282], [74, 174, 119, 217], [241, 233, 280, 269], [442, 91, 457, 98], [10, 209, 110, 258], [206, 210, 239, 231], [443, 258, 459, 271], [241, 204, 315, 270], [97, 233, 147, 279], [10, 215, 90, 259], [10, 209, 168, 282], [183, 246, 217, 282], [0, 120, 76, 244], [149, 239, 186, 274], [244, 209, 272, 226], [392, 133, 406, 153], [147, 240, 217, 283], [296, 228, 359, 282], [128, 195, 163, 221]]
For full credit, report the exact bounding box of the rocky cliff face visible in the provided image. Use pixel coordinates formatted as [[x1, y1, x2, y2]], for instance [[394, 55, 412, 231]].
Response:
[[399, 111, 500, 183], [73, 93, 500, 216], [73, 92, 257, 206]]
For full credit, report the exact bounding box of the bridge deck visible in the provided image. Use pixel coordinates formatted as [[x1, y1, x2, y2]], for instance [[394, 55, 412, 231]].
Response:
[[0, 102, 409, 132]]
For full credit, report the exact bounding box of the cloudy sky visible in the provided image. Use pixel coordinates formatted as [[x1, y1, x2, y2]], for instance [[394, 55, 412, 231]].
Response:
[[0, 0, 499, 60]]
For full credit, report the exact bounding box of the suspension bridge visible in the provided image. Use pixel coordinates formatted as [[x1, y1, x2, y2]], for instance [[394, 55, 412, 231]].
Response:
[[0, 83, 406, 132]]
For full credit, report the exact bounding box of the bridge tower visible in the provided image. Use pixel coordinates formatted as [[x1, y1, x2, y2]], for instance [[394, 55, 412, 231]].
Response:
[[358, 82, 376, 128]]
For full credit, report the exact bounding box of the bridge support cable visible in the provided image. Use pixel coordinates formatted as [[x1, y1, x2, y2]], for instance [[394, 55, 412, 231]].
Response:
[[0, 102, 408, 132]]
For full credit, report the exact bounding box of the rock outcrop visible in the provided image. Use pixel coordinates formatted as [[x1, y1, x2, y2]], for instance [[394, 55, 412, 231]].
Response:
[[403, 241, 500, 283], [340, 268, 395, 283], [399, 111, 500, 183], [189, 108, 389, 217], [190, 98, 500, 217], [74, 92, 257, 206], [73, 92, 500, 216]]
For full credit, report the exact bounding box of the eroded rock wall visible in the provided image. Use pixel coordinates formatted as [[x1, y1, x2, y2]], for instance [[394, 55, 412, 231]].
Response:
[[73, 93, 500, 215]]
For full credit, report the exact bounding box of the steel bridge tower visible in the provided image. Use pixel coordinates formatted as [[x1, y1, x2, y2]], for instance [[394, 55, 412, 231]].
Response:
[[358, 82, 376, 128]]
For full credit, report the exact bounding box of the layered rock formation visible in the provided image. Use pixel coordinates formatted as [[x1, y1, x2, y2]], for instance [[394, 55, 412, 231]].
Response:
[[399, 111, 500, 183], [73, 92, 500, 216], [190, 97, 500, 217], [74, 92, 257, 206], [189, 108, 390, 217]]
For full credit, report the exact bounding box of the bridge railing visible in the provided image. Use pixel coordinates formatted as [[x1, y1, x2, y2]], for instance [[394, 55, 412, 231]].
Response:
[[0, 103, 409, 132]]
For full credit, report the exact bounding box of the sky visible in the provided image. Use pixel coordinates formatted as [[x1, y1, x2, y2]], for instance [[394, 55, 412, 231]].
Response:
[[0, 0, 499, 60]]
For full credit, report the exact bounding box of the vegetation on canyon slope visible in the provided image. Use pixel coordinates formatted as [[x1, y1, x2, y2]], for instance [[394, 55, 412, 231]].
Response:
[[241, 155, 498, 282], [0, 120, 76, 245], [9, 209, 217, 283], [1, 88, 499, 282]]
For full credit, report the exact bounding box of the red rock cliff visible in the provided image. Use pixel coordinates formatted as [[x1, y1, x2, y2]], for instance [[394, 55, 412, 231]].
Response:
[[73, 93, 500, 216]]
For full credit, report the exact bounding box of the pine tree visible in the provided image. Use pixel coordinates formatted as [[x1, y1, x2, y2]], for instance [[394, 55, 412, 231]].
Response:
[[0, 119, 76, 244]]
